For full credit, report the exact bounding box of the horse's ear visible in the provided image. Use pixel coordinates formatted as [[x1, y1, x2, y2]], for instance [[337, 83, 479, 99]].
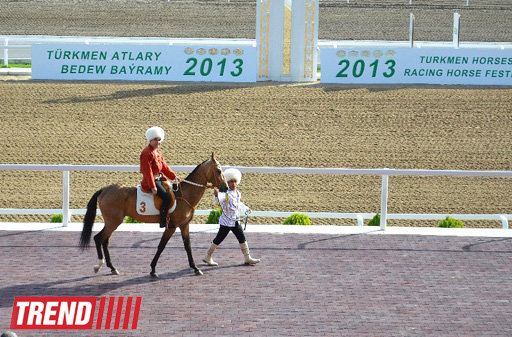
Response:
[[211, 152, 215, 160]]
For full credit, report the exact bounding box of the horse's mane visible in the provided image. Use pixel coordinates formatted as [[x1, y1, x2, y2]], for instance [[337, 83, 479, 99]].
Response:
[[184, 159, 209, 181]]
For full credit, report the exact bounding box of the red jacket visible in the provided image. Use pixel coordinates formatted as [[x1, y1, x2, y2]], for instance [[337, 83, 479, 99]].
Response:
[[140, 145, 177, 192]]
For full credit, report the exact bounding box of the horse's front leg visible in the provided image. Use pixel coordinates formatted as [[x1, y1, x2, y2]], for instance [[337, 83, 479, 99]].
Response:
[[150, 227, 176, 278], [181, 224, 203, 276]]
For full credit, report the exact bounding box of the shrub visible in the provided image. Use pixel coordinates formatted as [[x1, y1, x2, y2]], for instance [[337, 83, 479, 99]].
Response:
[[282, 213, 311, 225], [50, 214, 63, 223], [438, 216, 464, 228], [206, 208, 223, 224], [367, 213, 380, 226], [125, 216, 141, 223]]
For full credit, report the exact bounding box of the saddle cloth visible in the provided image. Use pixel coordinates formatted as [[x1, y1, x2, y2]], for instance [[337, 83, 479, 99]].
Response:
[[136, 186, 177, 216]]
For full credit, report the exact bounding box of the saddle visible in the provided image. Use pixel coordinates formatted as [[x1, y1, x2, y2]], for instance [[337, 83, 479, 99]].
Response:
[[136, 181, 177, 216]]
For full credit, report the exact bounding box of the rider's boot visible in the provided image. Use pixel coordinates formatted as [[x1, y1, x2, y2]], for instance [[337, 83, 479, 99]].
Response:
[[203, 242, 219, 266], [240, 241, 260, 265], [159, 207, 172, 228]]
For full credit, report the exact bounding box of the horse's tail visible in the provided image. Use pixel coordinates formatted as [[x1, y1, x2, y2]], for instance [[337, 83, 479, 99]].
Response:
[[80, 189, 103, 250]]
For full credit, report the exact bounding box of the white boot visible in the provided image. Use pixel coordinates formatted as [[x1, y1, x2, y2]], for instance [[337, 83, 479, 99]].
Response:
[[240, 241, 260, 265], [203, 242, 219, 266]]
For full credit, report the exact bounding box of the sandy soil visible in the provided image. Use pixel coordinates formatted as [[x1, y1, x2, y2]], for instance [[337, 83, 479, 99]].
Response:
[[0, 0, 511, 42], [1, 81, 511, 227], [1, 0, 512, 227]]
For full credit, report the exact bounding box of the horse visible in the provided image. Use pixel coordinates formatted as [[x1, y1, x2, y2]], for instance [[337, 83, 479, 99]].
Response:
[[79, 153, 227, 277]]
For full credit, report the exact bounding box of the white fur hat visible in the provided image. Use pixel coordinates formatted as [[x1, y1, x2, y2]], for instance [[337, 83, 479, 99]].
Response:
[[224, 168, 242, 184], [145, 126, 165, 143]]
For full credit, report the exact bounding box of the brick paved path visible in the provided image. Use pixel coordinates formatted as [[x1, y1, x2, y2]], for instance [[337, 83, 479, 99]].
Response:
[[1, 230, 512, 336]]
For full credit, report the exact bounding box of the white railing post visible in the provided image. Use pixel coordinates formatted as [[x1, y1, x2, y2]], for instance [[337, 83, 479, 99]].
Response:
[[500, 215, 509, 229], [356, 214, 364, 226], [380, 174, 389, 230], [3, 38, 8, 67], [453, 13, 460, 48], [409, 13, 415, 48], [62, 171, 70, 226]]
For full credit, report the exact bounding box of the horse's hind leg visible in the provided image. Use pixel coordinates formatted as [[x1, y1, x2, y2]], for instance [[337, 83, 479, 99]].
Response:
[[181, 224, 203, 276], [93, 228, 106, 273], [150, 227, 176, 278], [95, 212, 123, 275], [102, 237, 119, 275]]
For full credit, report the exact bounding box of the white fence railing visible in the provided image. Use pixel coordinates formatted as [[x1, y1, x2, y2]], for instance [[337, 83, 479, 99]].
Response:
[[1, 164, 512, 230]]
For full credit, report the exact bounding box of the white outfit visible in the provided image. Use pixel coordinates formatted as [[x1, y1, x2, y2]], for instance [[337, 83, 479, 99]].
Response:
[[214, 189, 249, 227], [204, 187, 260, 266]]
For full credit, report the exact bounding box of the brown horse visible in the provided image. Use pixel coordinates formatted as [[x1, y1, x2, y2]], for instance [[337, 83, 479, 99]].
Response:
[[79, 153, 227, 277]]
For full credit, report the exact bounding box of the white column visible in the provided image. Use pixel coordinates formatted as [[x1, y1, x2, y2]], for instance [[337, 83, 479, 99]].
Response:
[[268, 0, 285, 80], [256, 0, 319, 82], [256, 0, 271, 80]]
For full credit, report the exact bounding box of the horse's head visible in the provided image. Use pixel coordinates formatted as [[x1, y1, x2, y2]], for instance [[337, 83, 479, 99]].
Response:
[[206, 152, 228, 191]]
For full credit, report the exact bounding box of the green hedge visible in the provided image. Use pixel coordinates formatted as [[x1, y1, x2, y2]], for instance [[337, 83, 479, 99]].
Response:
[[367, 213, 380, 226], [438, 216, 464, 228], [207, 208, 223, 224], [282, 213, 311, 225], [50, 214, 63, 223]]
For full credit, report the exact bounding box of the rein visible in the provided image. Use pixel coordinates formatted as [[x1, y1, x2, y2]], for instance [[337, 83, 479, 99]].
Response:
[[181, 179, 216, 189], [174, 159, 223, 210]]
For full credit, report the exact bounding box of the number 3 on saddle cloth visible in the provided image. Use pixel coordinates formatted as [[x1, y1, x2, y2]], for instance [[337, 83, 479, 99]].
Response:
[[136, 181, 177, 216]]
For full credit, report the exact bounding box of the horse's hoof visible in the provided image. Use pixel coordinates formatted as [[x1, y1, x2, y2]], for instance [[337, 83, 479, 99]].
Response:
[[195, 269, 204, 276], [150, 271, 159, 279], [111, 269, 120, 275], [94, 259, 105, 273]]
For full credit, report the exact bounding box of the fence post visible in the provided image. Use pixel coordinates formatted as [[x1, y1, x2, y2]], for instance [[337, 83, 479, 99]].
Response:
[[62, 171, 70, 227], [409, 13, 415, 48], [380, 174, 389, 230], [453, 13, 460, 48], [3, 38, 8, 67], [499, 215, 509, 229]]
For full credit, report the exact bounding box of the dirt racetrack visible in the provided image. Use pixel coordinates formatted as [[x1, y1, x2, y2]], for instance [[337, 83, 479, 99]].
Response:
[[1, 0, 512, 227]]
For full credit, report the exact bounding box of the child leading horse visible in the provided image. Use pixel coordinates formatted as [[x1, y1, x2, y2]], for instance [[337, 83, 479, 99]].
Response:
[[79, 153, 227, 277]]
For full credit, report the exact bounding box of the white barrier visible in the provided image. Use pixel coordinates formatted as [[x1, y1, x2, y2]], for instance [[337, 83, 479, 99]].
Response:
[[3, 29, 511, 78], [0, 36, 256, 67], [1, 164, 511, 230]]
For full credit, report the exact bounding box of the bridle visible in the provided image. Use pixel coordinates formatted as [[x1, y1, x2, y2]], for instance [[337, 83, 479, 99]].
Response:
[[174, 159, 224, 211], [181, 159, 223, 190]]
